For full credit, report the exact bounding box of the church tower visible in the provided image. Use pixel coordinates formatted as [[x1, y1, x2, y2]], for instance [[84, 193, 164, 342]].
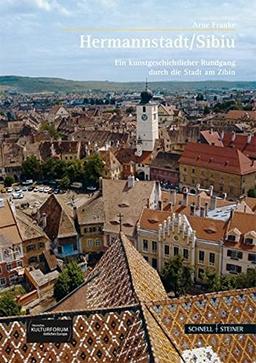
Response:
[[136, 83, 158, 155]]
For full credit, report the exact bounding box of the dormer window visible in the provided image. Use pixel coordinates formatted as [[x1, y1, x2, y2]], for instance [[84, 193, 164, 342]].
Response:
[[226, 228, 241, 243], [244, 231, 256, 245], [227, 235, 236, 242], [245, 238, 253, 245]]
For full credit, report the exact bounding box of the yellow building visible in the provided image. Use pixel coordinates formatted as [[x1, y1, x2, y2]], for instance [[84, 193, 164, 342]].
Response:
[[16, 211, 50, 267], [137, 208, 228, 282], [179, 142, 256, 198]]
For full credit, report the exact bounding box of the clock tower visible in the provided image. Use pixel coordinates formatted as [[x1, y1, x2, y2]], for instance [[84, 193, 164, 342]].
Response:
[[136, 83, 159, 154]]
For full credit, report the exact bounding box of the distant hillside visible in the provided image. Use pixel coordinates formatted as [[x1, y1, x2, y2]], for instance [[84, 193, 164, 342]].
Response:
[[0, 75, 256, 93]]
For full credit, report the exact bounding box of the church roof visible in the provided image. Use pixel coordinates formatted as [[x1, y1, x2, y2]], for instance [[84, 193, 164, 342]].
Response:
[[0, 233, 255, 362]]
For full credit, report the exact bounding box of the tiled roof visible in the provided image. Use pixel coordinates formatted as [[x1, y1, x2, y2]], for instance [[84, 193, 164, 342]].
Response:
[[200, 130, 224, 147], [223, 132, 256, 159], [0, 305, 151, 363], [16, 210, 48, 242], [39, 195, 77, 240], [77, 179, 155, 238], [50, 233, 167, 313], [179, 142, 256, 175], [147, 288, 256, 363], [115, 148, 153, 165], [39, 141, 80, 160], [0, 232, 255, 362], [188, 215, 227, 242], [139, 208, 172, 231], [225, 110, 256, 121]]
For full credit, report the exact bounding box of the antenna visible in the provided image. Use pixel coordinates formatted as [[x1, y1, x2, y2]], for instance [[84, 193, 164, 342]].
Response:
[[145, 78, 148, 90]]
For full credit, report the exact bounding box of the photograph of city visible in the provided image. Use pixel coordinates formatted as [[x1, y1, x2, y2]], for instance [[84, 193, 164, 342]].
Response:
[[0, 0, 255, 362]]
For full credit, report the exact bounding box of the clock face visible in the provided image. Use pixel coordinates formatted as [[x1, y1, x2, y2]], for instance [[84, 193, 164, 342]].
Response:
[[141, 113, 148, 121]]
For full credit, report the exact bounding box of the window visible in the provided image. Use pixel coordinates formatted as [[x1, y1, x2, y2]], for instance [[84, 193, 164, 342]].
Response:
[[209, 253, 215, 265], [17, 260, 22, 267], [164, 245, 169, 256], [174, 246, 179, 256], [88, 240, 93, 248], [192, 168, 195, 174], [143, 106, 146, 112], [248, 254, 256, 263], [28, 256, 38, 264], [152, 241, 157, 252], [98, 226, 102, 232], [143, 239, 148, 251], [27, 244, 36, 252], [84, 228, 87, 233], [183, 249, 189, 260], [245, 238, 254, 245], [38, 242, 45, 249], [227, 250, 243, 260], [152, 258, 157, 269], [57, 246, 62, 254], [0, 278, 6, 286], [144, 256, 148, 261], [7, 263, 12, 271], [227, 235, 236, 242], [226, 264, 242, 274], [95, 239, 101, 246], [199, 250, 205, 263]]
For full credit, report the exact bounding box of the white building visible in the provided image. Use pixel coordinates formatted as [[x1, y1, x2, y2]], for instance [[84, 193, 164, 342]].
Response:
[[136, 85, 159, 154]]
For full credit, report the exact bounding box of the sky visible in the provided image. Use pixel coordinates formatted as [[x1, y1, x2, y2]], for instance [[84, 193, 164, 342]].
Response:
[[0, 0, 255, 82]]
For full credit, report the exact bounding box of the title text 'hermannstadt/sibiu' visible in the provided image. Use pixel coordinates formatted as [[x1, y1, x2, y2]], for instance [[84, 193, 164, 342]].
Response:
[[80, 34, 235, 50]]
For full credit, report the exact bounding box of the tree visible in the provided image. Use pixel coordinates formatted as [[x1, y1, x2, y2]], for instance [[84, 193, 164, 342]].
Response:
[[161, 255, 193, 297], [0, 294, 21, 317], [83, 154, 104, 188], [202, 269, 222, 292], [21, 156, 42, 180], [54, 261, 84, 301], [4, 175, 15, 187], [248, 189, 256, 198], [59, 175, 70, 189]]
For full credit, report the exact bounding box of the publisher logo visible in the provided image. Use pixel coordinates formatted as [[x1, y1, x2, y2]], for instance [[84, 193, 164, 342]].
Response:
[[27, 319, 73, 343], [185, 324, 256, 334]]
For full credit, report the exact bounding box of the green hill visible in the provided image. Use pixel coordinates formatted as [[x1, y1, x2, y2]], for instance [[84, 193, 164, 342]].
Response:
[[0, 75, 255, 93]]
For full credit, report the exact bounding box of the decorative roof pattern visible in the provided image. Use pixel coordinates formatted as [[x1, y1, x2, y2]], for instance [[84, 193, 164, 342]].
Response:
[[147, 289, 256, 363], [51, 233, 167, 313], [0, 306, 150, 363]]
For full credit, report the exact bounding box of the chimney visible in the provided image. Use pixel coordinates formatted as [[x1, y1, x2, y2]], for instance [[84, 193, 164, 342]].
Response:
[[73, 205, 78, 222], [170, 189, 177, 206], [200, 206, 205, 217], [209, 185, 214, 197], [205, 202, 209, 217], [182, 188, 189, 206], [127, 175, 135, 189], [158, 200, 163, 211], [247, 133, 252, 144], [196, 194, 201, 210], [231, 131, 236, 142], [210, 195, 217, 210], [190, 202, 195, 216]]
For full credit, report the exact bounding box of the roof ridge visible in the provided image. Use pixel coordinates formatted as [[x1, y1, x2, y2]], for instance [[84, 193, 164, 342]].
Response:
[[142, 303, 185, 362], [119, 233, 141, 305]]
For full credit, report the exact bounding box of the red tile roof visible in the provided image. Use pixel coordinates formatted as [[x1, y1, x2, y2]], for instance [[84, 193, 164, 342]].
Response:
[[179, 142, 256, 175]]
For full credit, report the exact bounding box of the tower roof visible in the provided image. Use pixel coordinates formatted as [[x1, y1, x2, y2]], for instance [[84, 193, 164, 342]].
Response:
[[140, 82, 153, 104]]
